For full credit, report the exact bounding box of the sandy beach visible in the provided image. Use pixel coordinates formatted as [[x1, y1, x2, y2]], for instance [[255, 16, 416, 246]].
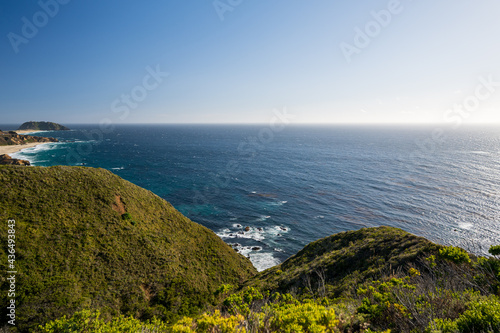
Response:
[[14, 130, 39, 134], [0, 142, 46, 155]]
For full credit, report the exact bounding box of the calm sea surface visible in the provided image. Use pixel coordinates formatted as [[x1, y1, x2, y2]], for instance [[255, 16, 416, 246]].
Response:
[[5, 124, 500, 271]]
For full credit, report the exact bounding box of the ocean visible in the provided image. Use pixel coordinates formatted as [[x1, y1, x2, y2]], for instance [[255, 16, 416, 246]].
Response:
[[5, 124, 500, 271]]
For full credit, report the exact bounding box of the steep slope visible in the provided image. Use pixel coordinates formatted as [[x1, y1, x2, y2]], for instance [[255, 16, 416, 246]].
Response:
[[0, 166, 256, 331], [246, 226, 441, 297], [0, 131, 58, 146], [17, 121, 70, 131]]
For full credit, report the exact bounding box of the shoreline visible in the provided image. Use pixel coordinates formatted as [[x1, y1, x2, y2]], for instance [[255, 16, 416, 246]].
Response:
[[14, 130, 51, 134], [0, 142, 48, 155]]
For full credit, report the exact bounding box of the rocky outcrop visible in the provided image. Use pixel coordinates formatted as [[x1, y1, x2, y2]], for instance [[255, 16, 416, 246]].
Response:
[[18, 121, 70, 131], [0, 154, 30, 166], [0, 131, 58, 146]]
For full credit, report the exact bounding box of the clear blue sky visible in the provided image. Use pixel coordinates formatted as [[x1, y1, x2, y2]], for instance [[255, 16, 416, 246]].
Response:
[[1, 0, 500, 124]]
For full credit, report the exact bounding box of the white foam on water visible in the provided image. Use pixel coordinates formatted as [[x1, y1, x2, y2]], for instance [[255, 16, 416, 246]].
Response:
[[11, 142, 63, 163], [269, 200, 288, 206], [111, 167, 125, 170], [216, 225, 289, 242], [227, 241, 280, 271], [458, 222, 474, 230], [249, 252, 281, 271]]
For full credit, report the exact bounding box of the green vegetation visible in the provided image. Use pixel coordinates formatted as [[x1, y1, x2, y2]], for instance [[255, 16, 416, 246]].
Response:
[[438, 246, 471, 264], [38, 225, 500, 332], [17, 121, 70, 131], [1, 164, 499, 332], [39, 309, 170, 332], [243, 226, 442, 298], [121, 212, 137, 226], [0, 166, 256, 332], [490, 245, 500, 257]]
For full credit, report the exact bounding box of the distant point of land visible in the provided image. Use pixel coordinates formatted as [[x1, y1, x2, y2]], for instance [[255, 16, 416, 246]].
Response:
[[17, 121, 70, 131]]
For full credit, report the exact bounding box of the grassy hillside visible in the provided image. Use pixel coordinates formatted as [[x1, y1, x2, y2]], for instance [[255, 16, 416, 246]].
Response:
[[39, 226, 500, 332], [0, 166, 256, 332], [245, 226, 442, 297]]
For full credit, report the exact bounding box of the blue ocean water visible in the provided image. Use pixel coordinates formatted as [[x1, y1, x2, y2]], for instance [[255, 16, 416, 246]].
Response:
[[5, 124, 500, 271]]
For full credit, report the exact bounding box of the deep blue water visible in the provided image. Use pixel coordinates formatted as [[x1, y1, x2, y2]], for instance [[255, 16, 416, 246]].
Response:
[[5, 124, 500, 271]]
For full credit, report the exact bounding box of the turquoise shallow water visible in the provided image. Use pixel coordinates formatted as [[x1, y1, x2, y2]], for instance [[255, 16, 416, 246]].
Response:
[[5, 124, 500, 271]]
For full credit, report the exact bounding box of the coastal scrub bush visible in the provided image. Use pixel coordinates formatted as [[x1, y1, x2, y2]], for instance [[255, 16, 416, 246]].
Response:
[[267, 301, 339, 332], [426, 296, 500, 333], [426, 255, 437, 268], [121, 212, 138, 225], [39, 309, 170, 332], [490, 245, 500, 257], [438, 246, 471, 264], [454, 297, 500, 332], [356, 277, 414, 330], [215, 284, 236, 297], [223, 287, 267, 316], [172, 310, 246, 333], [426, 318, 458, 333]]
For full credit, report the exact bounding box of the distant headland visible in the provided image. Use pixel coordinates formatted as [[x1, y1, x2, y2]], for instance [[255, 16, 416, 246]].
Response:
[[17, 121, 70, 131], [0, 128, 59, 164]]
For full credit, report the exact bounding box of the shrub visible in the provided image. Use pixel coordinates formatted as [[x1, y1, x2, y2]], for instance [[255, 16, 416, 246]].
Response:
[[489, 245, 500, 257], [426, 318, 458, 333], [426, 255, 437, 268], [438, 246, 471, 264], [172, 310, 246, 333], [121, 212, 137, 225], [39, 309, 170, 332], [268, 301, 339, 333], [223, 287, 266, 316], [39, 310, 103, 332], [357, 278, 415, 316], [455, 297, 500, 333], [408, 268, 421, 277]]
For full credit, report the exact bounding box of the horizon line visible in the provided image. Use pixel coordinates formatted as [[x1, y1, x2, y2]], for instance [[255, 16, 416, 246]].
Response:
[[2, 122, 500, 128]]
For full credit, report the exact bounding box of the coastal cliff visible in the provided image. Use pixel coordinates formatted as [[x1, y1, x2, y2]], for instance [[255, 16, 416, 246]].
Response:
[[0, 130, 58, 146], [17, 121, 70, 131]]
